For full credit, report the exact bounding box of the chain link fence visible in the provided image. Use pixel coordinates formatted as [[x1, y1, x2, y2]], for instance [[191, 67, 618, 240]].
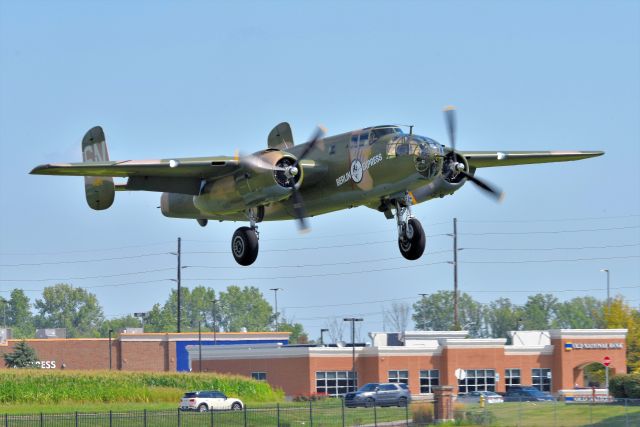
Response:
[[1, 398, 639, 426]]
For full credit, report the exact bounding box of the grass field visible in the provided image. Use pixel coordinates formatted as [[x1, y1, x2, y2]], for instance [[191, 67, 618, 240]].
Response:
[[2, 400, 640, 426]]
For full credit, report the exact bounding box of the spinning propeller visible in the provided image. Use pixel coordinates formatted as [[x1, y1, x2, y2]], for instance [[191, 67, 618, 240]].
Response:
[[287, 126, 326, 232], [237, 126, 326, 232], [443, 106, 504, 202]]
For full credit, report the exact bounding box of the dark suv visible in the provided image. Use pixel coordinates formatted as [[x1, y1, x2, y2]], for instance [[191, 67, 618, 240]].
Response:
[[344, 383, 411, 407], [504, 386, 555, 402]]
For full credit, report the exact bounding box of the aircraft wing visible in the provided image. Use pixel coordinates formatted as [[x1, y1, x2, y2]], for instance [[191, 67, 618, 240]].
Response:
[[30, 156, 237, 178], [461, 150, 604, 168], [30, 156, 239, 195]]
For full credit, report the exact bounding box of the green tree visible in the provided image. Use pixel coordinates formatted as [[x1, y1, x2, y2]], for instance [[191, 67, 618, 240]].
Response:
[[279, 316, 308, 344], [3, 340, 39, 368], [218, 286, 273, 332], [412, 291, 486, 337], [553, 297, 604, 329], [604, 296, 640, 373], [521, 294, 558, 330], [99, 315, 143, 337], [144, 302, 175, 332], [7, 289, 35, 338], [486, 298, 523, 339], [34, 284, 105, 338]]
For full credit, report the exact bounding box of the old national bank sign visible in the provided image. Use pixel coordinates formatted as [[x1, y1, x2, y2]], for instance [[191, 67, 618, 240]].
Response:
[[565, 342, 624, 351]]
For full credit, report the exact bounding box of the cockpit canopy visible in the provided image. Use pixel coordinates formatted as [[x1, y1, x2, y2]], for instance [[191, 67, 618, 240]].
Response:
[[351, 126, 403, 147]]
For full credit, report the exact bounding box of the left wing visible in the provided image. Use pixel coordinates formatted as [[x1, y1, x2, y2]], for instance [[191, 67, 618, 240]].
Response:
[[461, 150, 604, 168], [30, 156, 237, 178]]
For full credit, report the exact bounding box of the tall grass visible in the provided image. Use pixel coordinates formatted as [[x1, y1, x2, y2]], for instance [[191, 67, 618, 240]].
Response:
[[0, 370, 284, 404]]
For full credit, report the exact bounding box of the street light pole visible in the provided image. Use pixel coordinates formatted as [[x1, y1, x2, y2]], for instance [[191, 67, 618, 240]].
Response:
[[269, 288, 283, 331], [0, 297, 7, 331], [600, 269, 610, 308], [418, 293, 428, 330], [343, 318, 363, 392], [108, 329, 113, 370], [320, 328, 329, 345], [211, 299, 218, 345]]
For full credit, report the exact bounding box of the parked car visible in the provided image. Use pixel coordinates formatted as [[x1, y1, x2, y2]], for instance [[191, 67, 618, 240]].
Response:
[[344, 383, 411, 407], [179, 391, 244, 411], [504, 386, 555, 402]]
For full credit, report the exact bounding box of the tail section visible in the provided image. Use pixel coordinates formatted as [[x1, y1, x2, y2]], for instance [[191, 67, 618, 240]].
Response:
[[82, 126, 115, 210]]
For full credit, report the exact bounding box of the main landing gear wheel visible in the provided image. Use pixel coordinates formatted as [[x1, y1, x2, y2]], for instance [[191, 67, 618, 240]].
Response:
[[231, 226, 259, 266], [398, 218, 426, 260]]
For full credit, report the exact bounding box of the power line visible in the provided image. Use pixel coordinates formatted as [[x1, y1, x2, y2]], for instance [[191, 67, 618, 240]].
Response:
[[459, 243, 640, 252], [183, 261, 451, 281], [0, 241, 175, 257], [459, 214, 640, 224], [0, 252, 172, 267], [0, 279, 172, 293], [184, 250, 452, 270], [461, 255, 640, 264], [0, 268, 174, 282], [460, 225, 639, 236]]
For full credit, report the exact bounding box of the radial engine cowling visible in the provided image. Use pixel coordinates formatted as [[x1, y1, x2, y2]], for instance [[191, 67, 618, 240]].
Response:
[[411, 151, 471, 203], [193, 150, 301, 214]]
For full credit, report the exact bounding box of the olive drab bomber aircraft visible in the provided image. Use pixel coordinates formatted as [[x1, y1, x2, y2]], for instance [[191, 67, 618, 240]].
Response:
[[31, 108, 603, 266]]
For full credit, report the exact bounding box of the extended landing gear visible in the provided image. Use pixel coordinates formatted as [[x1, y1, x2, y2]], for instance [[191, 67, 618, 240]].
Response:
[[231, 208, 260, 266], [395, 196, 426, 261]]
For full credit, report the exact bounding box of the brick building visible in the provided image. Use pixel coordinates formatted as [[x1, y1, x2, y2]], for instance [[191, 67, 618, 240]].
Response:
[[0, 329, 627, 399]]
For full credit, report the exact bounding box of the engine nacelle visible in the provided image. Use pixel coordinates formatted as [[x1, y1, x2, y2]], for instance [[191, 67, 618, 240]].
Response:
[[411, 151, 470, 203], [193, 150, 301, 214]]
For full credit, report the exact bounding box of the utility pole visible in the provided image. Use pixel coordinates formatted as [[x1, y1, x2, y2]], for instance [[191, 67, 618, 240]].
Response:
[[418, 293, 428, 330], [343, 318, 363, 391], [453, 217, 459, 330], [177, 238, 182, 332], [270, 288, 283, 331]]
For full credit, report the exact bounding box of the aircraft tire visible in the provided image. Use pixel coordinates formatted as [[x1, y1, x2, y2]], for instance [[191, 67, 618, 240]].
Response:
[[398, 218, 426, 260], [231, 227, 259, 266]]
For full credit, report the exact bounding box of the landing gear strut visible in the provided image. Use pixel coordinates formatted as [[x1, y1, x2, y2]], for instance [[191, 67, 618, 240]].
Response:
[[231, 209, 260, 266], [395, 194, 426, 260]]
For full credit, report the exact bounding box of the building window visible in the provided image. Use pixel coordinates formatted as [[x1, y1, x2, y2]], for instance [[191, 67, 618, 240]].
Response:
[[251, 372, 267, 381], [505, 369, 521, 387], [419, 370, 439, 393], [458, 369, 496, 394], [388, 370, 409, 385], [315, 371, 357, 396], [532, 368, 552, 392]]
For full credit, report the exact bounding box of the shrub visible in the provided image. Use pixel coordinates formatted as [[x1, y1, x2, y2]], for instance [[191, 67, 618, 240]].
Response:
[[609, 374, 627, 398], [412, 402, 434, 424], [623, 373, 640, 398], [453, 402, 466, 422]]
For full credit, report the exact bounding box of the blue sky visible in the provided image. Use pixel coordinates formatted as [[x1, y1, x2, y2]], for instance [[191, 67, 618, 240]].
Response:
[[1, 0, 638, 338]]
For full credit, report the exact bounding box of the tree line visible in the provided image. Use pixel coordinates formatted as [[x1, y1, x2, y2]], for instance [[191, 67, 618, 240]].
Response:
[[1, 285, 637, 371], [0, 284, 308, 343]]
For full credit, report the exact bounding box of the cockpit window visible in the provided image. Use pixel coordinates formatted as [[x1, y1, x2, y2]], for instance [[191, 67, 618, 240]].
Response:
[[370, 127, 402, 144]]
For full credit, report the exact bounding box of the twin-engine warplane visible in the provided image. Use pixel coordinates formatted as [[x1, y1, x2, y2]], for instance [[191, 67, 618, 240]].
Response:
[[31, 108, 603, 266]]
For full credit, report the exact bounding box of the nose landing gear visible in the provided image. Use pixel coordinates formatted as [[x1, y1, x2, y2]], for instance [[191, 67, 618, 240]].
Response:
[[395, 195, 426, 260], [231, 208, 261, 266]]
